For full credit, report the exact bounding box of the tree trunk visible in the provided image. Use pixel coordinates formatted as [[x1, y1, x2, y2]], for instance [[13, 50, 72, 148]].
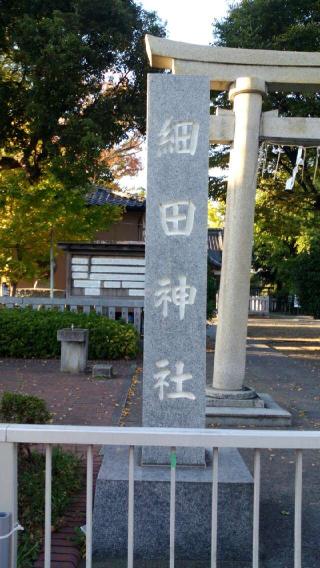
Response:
[[10, 282, 17, 297]]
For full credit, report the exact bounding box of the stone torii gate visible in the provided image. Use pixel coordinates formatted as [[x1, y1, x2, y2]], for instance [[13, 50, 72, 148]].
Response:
[[146, 34, 320, 404], [92, 37, 320, 564]]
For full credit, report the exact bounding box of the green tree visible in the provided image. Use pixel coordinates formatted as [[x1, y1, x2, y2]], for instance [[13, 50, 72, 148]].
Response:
[[207, 265, 218, 318], [0, 0, 165, 291], [0, 0, 166, 185], [0, 169, 122, 293], [211, 0, 320, 298], [293, 238, 320, 318], [208, 200, 224, 228], [253, 172, 320, 294]]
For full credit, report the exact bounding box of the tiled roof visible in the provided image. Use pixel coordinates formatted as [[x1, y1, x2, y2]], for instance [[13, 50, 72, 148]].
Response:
[[87, 186, 145, 210], [58, 242, 145, 254]]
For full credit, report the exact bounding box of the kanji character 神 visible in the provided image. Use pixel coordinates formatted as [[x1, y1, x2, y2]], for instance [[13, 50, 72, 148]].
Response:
[[154, 276, 196, 320]]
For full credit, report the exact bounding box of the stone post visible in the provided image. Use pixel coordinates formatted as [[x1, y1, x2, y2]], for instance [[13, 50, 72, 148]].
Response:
[[142, 74, 209, 465], [208, 77, 266, 395], [57, 328, 88, 373]]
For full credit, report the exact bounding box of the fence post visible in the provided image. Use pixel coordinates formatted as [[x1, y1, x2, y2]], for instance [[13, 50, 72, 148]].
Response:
[[266, 295, 270, 314], [108, 307, 116, 320], [133, 308, 141, 334], [121, 307, 129, 323], [0, 442, 18, 568]]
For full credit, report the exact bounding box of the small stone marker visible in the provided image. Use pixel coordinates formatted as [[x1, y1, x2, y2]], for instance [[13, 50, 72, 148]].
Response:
[[57, 328, 88, 373], [92, 364, 114, 379], [142, 74, 210, 465]]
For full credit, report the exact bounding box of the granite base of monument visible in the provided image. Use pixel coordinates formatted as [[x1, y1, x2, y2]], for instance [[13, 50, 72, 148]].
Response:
[[92, 446, 253, 563], [206, 393, 292, 427], [206, 385, 265, 408]]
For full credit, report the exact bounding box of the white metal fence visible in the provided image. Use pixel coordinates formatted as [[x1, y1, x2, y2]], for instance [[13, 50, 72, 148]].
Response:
[[215, 295, 270, 316], [248, 296, 270, 316], [0, 296, 144, 333], [0, 424, 319, 568]]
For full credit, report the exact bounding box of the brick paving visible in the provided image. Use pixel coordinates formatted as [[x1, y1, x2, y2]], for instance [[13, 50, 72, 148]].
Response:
[[0, 358, 136, 426], [0, 358, 137, 568], [115, 317, 320, 568], [33, 454, 101, 568], [3, 317, 320, 567]]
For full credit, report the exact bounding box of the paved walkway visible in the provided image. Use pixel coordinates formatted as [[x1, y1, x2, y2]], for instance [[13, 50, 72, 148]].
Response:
[[0, 358, 137, 568], [206, 347, 320, 566], [0, 358, 136, 426], [1, 316, 320, 567], [208, 317, 320, 568], [123, 317, 320, 568]]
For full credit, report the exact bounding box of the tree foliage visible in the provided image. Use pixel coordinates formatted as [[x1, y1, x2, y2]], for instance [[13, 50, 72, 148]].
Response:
[[0, 0, 165, 185], [0, 0, 165, 288], [208, 199, 224, 228], [0, 169, 122, 289], [253, 172, 320, 292], [100, 133, 143, 183], [211, 0, 320, 299], [293, 237, 320, 318]]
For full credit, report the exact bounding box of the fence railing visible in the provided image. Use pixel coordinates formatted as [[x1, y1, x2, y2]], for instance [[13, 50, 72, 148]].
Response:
[[216, 295, 271, 316], [0, 296, 144, 334], [0, 424, 319, 568], [248, 295, 270, 315], [1, 294, 304, 323]]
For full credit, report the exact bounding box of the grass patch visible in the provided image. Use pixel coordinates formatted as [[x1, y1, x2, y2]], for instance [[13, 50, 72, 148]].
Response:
[[18, 447, 84, 568]]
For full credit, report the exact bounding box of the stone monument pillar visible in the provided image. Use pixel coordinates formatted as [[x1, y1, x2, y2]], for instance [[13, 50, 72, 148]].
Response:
[[207, 77, 266, 398], [92, 68, 253, 565], [142, 74, 209, 464]]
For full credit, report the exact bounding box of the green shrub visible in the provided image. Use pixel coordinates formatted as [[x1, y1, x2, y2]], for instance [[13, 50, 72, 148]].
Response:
[[0, 392, 51, 423], [0, 307, 139, 359], [207, 266, 218, 318], [18, 447, 83, 568], [0, 392, 84, 567]]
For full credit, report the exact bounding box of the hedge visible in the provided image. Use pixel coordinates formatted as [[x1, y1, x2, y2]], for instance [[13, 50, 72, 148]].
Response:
[[0, 307, 139, 359]]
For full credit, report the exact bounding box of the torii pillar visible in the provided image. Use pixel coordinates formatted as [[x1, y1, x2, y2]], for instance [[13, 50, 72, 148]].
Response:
[[209, 76, 265, 396], [146, 34, 320, 402]]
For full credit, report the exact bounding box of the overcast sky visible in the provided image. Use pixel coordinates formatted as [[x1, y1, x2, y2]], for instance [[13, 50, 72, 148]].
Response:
[[140, 0, 229, 45], [120, 0, 230, 191]]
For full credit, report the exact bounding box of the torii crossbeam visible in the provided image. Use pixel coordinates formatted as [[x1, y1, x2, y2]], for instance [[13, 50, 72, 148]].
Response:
[[146, 35, 320, 403]]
